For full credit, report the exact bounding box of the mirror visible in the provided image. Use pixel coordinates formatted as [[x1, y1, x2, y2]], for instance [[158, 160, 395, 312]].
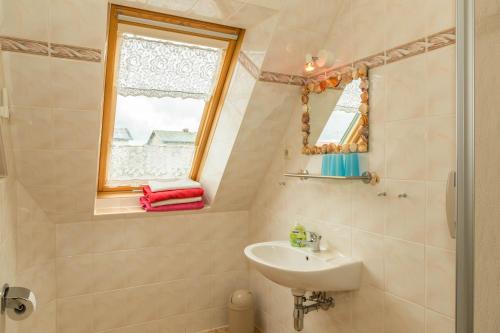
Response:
[[300, 65, 369, 155]]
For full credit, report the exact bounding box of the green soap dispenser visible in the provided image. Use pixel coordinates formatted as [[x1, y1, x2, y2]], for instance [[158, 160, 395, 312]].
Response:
[[290, 223, 306, 247]]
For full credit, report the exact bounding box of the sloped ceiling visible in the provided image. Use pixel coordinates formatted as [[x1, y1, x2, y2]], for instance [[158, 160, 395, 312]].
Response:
[[2, 0, 344, 220]]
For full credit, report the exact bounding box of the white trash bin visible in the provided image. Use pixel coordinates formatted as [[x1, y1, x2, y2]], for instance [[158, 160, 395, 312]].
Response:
[[228, 289, 254, 333]]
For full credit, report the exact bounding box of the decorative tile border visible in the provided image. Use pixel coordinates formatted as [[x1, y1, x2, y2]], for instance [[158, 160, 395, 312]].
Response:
[[259, 70, 307, 86], [385, 37, 427, 64], [238, 52, 260, 80], [1, 27, 455, 76], [0, 36, 49, 56], [427, 27, 456, 51], [50, 43, 102, 62], [202, 327, 262, 333], [306, 27, 456, 83], [0, 35, 102, 62]]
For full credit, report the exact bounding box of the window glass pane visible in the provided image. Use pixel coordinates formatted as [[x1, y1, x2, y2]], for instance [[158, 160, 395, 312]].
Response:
[[105, 30, 223, 188], [107, 95, 205, 187]]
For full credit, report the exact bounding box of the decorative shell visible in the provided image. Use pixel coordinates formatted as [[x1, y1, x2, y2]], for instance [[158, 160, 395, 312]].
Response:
[[328, 77, 340, 87], [359, 103, 369, 115], [358, 64, 368, 77], [302, 111, 310, 123], [319, 80, 328, 91], [352, 70, 359, 80], [349, 143, 358, 153], [361, 91, 369, 103], [302, 86, 310, 95], [302, 146, 311, 155], [326, 143, 335, 153], [360, 114, 369, 126], [358, 142, 368, 152], [302, 104, 309, 112], [341, 143, 350, 153], [302, 123, 310, 132], [359, 79, 369, 89], [307, 82, 315, 91], [342, 72, 353, 84], [301, 94, 309, 104], [313, 83, 323, 93], [321, 144, 328, 154]]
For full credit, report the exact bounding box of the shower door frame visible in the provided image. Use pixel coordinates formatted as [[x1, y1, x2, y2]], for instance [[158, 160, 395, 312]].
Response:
[[456, 0, 475, 332]]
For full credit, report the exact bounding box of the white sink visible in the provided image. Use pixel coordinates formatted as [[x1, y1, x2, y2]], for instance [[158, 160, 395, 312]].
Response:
[[244, 241, 362, 294]]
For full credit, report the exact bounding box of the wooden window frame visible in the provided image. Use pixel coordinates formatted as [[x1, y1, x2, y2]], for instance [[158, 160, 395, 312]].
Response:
[[97, 4, 245, 195]]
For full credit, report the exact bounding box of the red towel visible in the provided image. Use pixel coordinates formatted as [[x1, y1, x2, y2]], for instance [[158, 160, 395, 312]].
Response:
[[140, 196, 204, 212], [142, 185, 204, 203]]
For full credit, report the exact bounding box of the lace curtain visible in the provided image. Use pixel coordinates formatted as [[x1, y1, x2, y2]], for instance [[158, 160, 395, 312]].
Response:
[[117, 34, 222, 101]]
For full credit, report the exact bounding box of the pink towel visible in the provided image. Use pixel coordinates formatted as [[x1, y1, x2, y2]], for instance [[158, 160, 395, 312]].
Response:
[[143, 185, 204, 203], [140, 196, 204, 212]]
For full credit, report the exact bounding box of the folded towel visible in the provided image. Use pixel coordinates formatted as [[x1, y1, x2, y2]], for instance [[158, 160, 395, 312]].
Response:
[[140, 196, 204, 212], [151, 196, 203, 208], [148, 179, 201, 193], [143, 186, 204, 203]]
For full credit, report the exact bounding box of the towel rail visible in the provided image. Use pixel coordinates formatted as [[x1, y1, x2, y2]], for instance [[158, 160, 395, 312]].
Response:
[[283, 170, 379, 185]]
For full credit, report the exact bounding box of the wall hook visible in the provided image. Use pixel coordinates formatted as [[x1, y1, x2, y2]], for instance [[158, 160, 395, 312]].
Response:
[[398, 193, 408, 198], [377, 192, 387, 197]]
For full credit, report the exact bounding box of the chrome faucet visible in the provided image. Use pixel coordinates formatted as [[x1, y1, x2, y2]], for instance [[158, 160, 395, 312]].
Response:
[[302, 231, 322, 252]]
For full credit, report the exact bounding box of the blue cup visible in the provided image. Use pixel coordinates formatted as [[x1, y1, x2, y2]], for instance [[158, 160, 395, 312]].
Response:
[[345, 153, 360, 176], [321, 155, 330, 176], [329, 154, 345, 176]]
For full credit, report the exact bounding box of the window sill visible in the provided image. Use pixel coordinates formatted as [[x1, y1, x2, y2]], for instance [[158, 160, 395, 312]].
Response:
[[94, 193, 210, 218]]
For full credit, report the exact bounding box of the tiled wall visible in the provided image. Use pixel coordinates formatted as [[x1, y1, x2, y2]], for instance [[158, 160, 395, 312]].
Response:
[[0, 1, 458, 333], [474, 0, 500, 331], [249, 46, 457, 333], [248, 0, 457, 332], [0, 50, 18, 333], [15, 184, 56, 333], [54, 211, 249, 333]]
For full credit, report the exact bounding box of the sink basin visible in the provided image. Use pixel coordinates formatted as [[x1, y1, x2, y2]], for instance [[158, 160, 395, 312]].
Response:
[[244, 241, 362, 293]]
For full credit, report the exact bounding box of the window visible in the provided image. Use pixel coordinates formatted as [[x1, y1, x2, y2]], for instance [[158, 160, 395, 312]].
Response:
[[98, 5, 244, 193]]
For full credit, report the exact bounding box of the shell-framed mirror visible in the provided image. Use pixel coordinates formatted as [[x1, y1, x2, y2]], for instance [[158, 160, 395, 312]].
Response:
[[300, 65, 369, 155]]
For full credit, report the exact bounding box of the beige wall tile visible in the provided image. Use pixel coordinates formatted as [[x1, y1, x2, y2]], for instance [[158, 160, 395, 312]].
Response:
[[0, 0, 50, 40], [352, 285, 384, 333], [426, 310, 454, 333], [426, 115, 456, 182], [426, 46, 456, 117], [56, 222, 93, 257], [56, 254, 94, 297], [426, 247, 456, 317], [50, 58, 104, 110], [385, 0, 427, 49], [352, 229, 385, 289], [57, 295, 93, 333], [385, 180, 426, 243], [49, 0, 107, 49], [351, 0, 386, 60], [93, 251, 130, 292], [384, 53, 427, 122], [52, 110, 100, 150], [384, 294, 425, 333], [425, 181, 456, 250], [3, 53, 53, 108], [10, 108, 53, 150], [352, 180, 387, 234], [93, 289, 129, 331], [384, 238, 425, 305], [385, 119, 427, 180]]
